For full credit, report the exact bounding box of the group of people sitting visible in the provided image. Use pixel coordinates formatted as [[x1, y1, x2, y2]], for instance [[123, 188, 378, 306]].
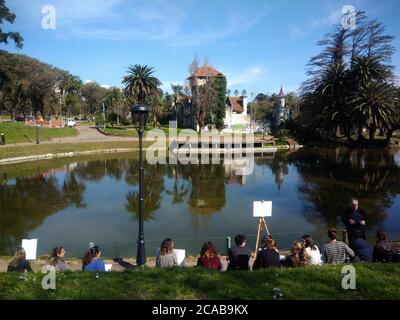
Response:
[[154, 226, 399, 271], [7, 245, 105, 273]]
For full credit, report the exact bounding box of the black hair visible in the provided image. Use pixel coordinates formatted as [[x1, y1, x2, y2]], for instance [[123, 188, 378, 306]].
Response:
[[235, 234, 246, 246], [82, 245, 101, 269]]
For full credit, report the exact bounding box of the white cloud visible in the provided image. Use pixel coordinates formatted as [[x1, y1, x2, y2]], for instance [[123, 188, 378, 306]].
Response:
[[227, 66, 264, 88]]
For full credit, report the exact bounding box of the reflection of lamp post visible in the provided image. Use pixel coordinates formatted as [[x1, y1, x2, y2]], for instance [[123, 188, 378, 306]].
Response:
[[35, 112, 40, 144], [130, 104, 149, 267]]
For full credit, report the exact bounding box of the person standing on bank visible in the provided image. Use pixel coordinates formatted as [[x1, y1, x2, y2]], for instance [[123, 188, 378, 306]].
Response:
[[342, 199, 367, 242]]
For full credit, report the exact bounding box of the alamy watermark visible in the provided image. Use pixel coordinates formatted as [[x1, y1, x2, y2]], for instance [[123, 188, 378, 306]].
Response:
[[41, 5, 56, 30], [341, 265, 356, 290], [145, 122, 256, 176], [41, 265, 56, 290], [341, 5, 357, 30]]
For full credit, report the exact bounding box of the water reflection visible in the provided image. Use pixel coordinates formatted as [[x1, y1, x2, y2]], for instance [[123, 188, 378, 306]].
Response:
[[0, 148, 399, 256]]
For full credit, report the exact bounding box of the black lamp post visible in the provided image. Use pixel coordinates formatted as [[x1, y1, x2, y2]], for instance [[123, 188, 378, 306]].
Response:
[[130, 103, 149, 267]]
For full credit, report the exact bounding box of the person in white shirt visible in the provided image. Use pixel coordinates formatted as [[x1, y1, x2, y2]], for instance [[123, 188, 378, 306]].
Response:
[[302, 235, 322, 265]]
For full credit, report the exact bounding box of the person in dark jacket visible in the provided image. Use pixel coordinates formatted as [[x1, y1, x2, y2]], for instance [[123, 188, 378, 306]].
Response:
[[373, 230, 393, 263], [7, 247, 32, 272], [227, 234, 252, 271], [342, 199, 367, 242], [350, 228, 372, 262], [253, 238, 280, 270]]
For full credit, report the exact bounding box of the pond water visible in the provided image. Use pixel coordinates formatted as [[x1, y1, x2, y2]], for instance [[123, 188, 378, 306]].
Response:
[[1, 148, 399, 258]]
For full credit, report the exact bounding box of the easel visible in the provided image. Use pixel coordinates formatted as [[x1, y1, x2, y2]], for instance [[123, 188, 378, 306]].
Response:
[[254, 217, 270, 255]]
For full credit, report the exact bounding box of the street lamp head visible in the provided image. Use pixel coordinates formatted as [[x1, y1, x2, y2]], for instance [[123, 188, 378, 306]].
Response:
[[130, 104, 149, 132]]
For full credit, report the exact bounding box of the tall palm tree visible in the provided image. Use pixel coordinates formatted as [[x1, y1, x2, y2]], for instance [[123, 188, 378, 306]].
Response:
[[122, 65, 161, 104], [234, 89, 239, 96], [171, 84, 185, 122], [350, 81, 398, 142]]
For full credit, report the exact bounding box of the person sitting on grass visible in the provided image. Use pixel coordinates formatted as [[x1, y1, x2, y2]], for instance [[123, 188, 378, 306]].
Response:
[[302, 235, 322, 265], [373, 230, 393, 263], [156, 238, 178, 267], [350, 228, 372, 262], [49, 246, 69, 271], [283, 241, 308, 268], [197, 241, 222, 271], [227, 234, 252, 271], [252, 238, 280, 270], [7, 247, 32, 272], [82, 245, 105, 272], [322, 228, 355, 264]]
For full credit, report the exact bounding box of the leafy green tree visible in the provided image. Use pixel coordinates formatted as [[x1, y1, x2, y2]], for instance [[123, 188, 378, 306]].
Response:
[[122, 65, 161, 104], [0, 0, 23, 48]]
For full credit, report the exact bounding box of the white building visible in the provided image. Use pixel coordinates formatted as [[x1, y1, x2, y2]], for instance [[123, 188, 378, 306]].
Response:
[[273, 86, 290, 126]]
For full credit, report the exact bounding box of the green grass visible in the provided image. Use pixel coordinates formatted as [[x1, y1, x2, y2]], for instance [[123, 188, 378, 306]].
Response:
[[0, 122, 78, 144], [0, 141, 149, 160], [0, 115, 11, 121], [100, 125, 183, 137], [0, 263, 399, 300]]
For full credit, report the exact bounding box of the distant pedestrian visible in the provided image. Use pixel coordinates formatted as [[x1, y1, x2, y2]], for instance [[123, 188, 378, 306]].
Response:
[[49, 246, 69, 271], [156, 238, 178, 267], [82, 245, 105, 272], [322, 228, 355, 264], [342, 199, 367, 242], [227, 234, 252, 271], [7, 247, 32, 272], [197, 241, 222, 271]]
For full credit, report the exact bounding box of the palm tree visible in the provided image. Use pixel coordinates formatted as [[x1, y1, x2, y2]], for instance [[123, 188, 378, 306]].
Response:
[[171, 84, 184, 122], [122, 65, 161, 104], [242, 89, 247, 96], [234, 89, 239, 96], [350, 81, 398, 142], [226, 89, 231, 97]]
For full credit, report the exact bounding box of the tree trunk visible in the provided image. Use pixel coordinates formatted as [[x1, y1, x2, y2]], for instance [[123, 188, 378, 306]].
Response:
[[369, 128, 375, 142], [386, 129, 393, 145]]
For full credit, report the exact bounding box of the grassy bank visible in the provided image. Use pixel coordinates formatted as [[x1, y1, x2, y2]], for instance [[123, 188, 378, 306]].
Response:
[[0, 141, 148, 160], [0, 263, 399, 300], [0, 122, 77, 144]]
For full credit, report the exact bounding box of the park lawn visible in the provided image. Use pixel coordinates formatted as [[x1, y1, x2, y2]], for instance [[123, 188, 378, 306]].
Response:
[[0, 141, 150, 160], [0, 115, 11, 121], [0, 122, 78, 144], [0, 263, 399, 300], [101, 125, 182, 137]]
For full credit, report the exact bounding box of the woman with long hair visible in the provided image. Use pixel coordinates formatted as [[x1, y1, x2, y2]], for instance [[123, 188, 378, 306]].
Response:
[[302, 235, 322, 265], [284, 241, 308, 267], [82, 245, 105, 272], [7, 247, 32, 272], [49, 246, 69, 271], [156, 238, 178, 267], [197, 241, 222, 271]]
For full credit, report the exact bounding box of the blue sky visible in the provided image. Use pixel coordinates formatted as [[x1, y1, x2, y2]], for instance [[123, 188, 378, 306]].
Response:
[[2, 0, 400, 97]]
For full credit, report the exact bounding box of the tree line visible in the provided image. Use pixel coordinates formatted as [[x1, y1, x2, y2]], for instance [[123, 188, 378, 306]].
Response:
[[293, 12, 400, 146]]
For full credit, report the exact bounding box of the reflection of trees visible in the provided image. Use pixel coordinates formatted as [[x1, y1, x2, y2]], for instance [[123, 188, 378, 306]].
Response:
[[0, 174, 85, 254], [188, 164, 226, 231], [165, 164, 190, 205], [125, 162, 165, 221], [63, 171, 87, 208], [288, 148, 400, 237], [74, 159, 128, 182]]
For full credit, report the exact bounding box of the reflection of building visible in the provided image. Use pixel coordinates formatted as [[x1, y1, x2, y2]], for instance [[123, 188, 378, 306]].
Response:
[[224, 162, 247, 185], [273, 86, 290, 126], [182, 66, 250, 132]]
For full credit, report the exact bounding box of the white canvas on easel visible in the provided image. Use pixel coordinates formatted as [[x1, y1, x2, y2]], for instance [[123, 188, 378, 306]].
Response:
[[173, 249, 185, 266], [105, 264, 112, 272], [21, 239, 37, 260], [253, 201, 272, 217]]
